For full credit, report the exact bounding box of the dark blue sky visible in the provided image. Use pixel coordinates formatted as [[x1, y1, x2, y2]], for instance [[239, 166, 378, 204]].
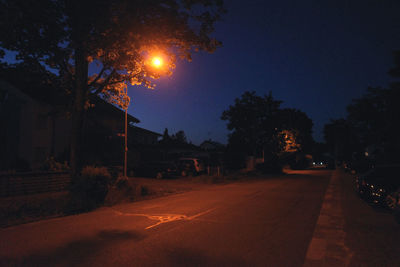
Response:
[[3, 1, 398, 145], [129, 0, 400, 145]]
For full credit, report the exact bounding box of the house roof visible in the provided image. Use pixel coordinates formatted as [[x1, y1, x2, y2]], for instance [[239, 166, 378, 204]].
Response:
[[0, 65, 140, 124], [130, 125, 161, 136], [90, 96, 140, 124], [0, 64, 68, 107]]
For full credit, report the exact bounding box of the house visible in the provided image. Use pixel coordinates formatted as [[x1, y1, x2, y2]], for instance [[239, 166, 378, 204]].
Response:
[[199, 140, 225, 151], [130, 125, 161, 145], [0, 79, 161, 171], [0, 79, 71, 170]]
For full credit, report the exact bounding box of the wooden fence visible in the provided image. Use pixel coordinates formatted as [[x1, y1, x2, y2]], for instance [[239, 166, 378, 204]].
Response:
[[0, 172, 71, 197]]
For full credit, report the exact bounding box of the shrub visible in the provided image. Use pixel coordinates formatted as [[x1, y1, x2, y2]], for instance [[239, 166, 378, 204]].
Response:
[[42, 157, 69, 171], [104, 177, 136, 205], [140, 185, 149, 196], [115, 176, 129, 189], [67, 166, 111, 213]]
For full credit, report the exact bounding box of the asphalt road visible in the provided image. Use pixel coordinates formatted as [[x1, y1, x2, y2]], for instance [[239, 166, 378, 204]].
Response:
[[1, 169, 398, 266]]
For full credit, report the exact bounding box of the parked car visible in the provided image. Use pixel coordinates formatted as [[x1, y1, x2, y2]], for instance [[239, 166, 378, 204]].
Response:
[[134, 161, 179, 179], [391, 189, 400, 223], [355, 165, 400, 208], [349, 159, 373, 175], [177, 158, 205, 176], [312, 161, 327, 168]]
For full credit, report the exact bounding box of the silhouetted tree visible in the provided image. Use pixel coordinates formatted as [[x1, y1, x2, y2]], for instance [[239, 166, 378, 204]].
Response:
[[160, 128, 171, 144], [277, 108, 314, 154], [323, 50, 400, 164], [172, 130, 188, 145], [0, 0, 225, 177], [347, 85, 400, 162], [323, 118, 360, 162], [221, 91, 314, 169], [388, 50, 400, 78], [221, 91, 282, 159], [159, 128, 188, 147]]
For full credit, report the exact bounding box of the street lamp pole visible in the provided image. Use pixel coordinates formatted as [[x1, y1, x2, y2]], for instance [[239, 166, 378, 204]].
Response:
[[123, 55, 163, 177], [124, 87, 128, 178]]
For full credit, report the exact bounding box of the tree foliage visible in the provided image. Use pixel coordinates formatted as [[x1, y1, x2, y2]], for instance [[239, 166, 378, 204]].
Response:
[[0, 0, 225, 99], [221, 91, 282, 157], [221, 91, 314, 165], [323, 118, 360, 162], [277, 108, 314, 153], [324, 50, 400, 163], [0, 0, 225, 175], [346, 85, 400, 161], [160, 128, 188, 146]]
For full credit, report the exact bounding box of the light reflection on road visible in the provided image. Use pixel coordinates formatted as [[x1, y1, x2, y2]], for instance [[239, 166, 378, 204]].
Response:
[[112, 208, 216, 229]]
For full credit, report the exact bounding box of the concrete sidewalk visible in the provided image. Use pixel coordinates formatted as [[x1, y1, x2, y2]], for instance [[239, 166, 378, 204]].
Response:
[[340, 169, 400, 266], [304, 169, 352, 267], [305, 169, 400, 267]]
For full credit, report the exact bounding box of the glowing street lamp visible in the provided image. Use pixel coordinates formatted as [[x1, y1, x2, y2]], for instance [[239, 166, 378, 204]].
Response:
[[123, 56, 164, 178], [151, 57, 163, 68]]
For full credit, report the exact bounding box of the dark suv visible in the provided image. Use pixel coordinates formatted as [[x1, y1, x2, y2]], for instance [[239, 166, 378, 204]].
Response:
[[134, 161, 179, 179]]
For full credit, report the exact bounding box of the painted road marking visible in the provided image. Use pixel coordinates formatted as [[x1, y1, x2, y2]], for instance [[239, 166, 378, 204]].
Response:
[[112, 208, 216, 229], [303, 170, 353, 267]]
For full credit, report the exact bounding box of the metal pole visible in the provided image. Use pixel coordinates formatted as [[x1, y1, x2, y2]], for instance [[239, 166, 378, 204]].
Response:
[[123, 82, 129, 179], [124, 108, 127, 178]]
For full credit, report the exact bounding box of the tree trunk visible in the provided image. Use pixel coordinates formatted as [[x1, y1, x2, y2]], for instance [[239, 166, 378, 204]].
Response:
[[70, 45, 88, 178], [68, 1, 90, 179]]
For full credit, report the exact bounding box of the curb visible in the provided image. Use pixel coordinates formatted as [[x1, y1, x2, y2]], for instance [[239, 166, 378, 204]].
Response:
[[303, 170, 353, 267]]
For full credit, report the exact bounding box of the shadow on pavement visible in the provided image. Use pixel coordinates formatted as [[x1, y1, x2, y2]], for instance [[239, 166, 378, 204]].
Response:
[[0, 229, 145, 266], [165, 247, 246, 266]]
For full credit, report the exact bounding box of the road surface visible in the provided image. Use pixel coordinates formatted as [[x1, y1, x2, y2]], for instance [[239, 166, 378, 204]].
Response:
[[1, 169, 399, 266]]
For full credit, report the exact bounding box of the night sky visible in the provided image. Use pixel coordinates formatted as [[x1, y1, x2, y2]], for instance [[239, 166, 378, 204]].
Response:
[[128, 0, 400, 145], [2, 1, 399, 145]]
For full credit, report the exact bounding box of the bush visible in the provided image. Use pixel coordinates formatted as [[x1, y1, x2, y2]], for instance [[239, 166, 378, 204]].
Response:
[[42, 157, 69, 171], [67, 166, 111, 213], [104, 177, 136, 205], [140, 185, 149, 196], [115, 176, 129, 189]]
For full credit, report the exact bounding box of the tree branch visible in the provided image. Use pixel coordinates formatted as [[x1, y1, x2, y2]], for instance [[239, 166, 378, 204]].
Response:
[[88, 67, 105, 87], [107, 79, 125, 86], [92, 69, 116, 95]]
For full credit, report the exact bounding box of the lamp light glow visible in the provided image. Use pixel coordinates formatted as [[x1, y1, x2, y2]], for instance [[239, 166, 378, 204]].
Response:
[[152, 57, 163, 68]]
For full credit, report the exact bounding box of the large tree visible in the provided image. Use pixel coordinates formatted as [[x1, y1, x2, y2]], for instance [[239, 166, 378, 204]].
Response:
[[323, 50, 400, 163], [323, 118, 360, 162], [346, 85, 400, 161], [221, 91, 314, 166], [0, 0, 225, 176], [277, 108, 314, 154], [221, 91, 283, 158]]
